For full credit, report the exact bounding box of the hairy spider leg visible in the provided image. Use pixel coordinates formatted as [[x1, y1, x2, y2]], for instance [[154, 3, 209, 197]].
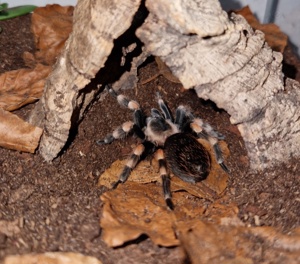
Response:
[[190, 118, 229, 173], [155, 149, 174, 210], [96, 120, 146, 144], [156, 93, 174, 121], [99, 86, 155, 189], [112, 143, 146, 189], [150, 108, 163, 119], [108, 84, 146, 132], [174, 105, 192, 130], [193, 117, 225, 140], [133, 108, 146, 134], [107, 84, 140, 111], [97, 85, 147, 145]]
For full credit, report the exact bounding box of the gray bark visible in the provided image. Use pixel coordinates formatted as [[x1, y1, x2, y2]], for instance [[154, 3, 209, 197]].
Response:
[[30, 0, 300, 170], [29, 0, 142, 161], [136, 0, 300, 170]]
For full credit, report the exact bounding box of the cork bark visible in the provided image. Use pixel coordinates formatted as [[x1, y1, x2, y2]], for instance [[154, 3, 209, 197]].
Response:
[[29, 0, 143, 160], [30, 0, 300, 170]]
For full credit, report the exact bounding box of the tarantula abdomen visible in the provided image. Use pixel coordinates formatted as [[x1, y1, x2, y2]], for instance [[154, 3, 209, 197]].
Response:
[[164, 133, 211, 183]]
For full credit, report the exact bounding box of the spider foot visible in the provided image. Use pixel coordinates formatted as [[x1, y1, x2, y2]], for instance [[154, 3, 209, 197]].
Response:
[[165, 198, 174, 210], [220, 162, 230, 174], [96, 134, 114, 145], [112, 180, 122, 189], [96, 139, 105, 145]]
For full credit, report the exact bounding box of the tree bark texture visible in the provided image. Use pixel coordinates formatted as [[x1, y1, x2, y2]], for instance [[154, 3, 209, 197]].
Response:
[[29, 0, 142, 161], [136, 0, 300, 170], [30, 0, 300, 170]]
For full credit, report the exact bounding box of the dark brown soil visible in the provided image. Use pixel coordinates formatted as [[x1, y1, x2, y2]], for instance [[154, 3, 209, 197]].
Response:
[[0, 14, 299, 264]]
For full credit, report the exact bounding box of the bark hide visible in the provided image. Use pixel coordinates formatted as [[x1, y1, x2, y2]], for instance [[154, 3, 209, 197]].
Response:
[[30, 0, 300, 170], [29, 0, 143, 160], [135, 0, 300, 170]]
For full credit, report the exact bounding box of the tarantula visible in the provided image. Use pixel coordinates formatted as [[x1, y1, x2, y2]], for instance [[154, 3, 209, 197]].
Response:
[[97, 85, 229, 209]]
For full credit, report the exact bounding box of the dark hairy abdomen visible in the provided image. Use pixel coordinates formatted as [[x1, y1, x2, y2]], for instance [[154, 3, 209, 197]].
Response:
[[164, 133, 211, 183]]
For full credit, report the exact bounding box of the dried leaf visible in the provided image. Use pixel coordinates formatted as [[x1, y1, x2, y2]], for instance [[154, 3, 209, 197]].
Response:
[[175, 200, 300, 263], [155, 57, 181, 83], [0, 108, 43, 153], [101, 178, 300, 263], [99, 139, 229, 196], [29, 4, 74, 65], [100, 182, 179, 247], [100, 185, 239, 248], [235, 6, 288, 53], [4, 252, 102, 264], [0, 64, 51, 111], [177, 220, 254, 264], [141, 57, 181, 84], [178, 220, 300, 264], [98, 158, 160, 188], [249, 227, 300, 251], [101, 187, 300, 264], [101, 183, 209, 247], [99, 139, 230, 247], [204, 196, 241, 225], [0, 5, 72, 153]]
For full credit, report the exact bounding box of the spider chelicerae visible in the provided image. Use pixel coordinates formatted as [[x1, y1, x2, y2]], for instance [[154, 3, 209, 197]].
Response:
[[97, 85, 229, 209]]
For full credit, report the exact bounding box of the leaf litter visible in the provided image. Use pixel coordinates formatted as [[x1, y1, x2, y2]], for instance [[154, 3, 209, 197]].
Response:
[[0, 5, 73, 153], [99, 137, 300, 261], [99, 139, 231, 247]]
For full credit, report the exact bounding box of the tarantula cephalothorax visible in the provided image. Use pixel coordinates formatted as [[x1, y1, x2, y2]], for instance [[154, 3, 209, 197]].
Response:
[[97, 85, 229, 209]]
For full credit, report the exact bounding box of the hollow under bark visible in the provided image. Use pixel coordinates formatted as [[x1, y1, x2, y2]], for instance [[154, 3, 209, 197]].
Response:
[[29, 0, 300, 170]]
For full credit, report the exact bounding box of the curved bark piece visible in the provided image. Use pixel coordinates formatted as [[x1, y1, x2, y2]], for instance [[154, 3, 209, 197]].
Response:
[[136, 0, 300, 170], [29, 0, 141, 161]]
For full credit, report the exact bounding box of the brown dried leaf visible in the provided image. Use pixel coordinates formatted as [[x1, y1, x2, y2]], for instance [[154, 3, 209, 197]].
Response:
[[99, 138, 299, 263], [99, 139, 229, 196], [98, 158, 160, 188], [177, 220, 254, 264], [0, 108, 43, 153], [141, 57, 181, 84], [178, 220, 300, 264], [100, 184, 237, 248], [155, 57, 181, 83], [235, 6, 288, 53], [249, 226, 300, 251], [204, 196, 241, 225], [0, 5, 71, 153], [100, 182, 179, 247], [99, 136, 230, 247], [175, 199, 300, 263], [0, 64, 51, 111], [29, 4, 74, 65], [4, 252, 102, 264]]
